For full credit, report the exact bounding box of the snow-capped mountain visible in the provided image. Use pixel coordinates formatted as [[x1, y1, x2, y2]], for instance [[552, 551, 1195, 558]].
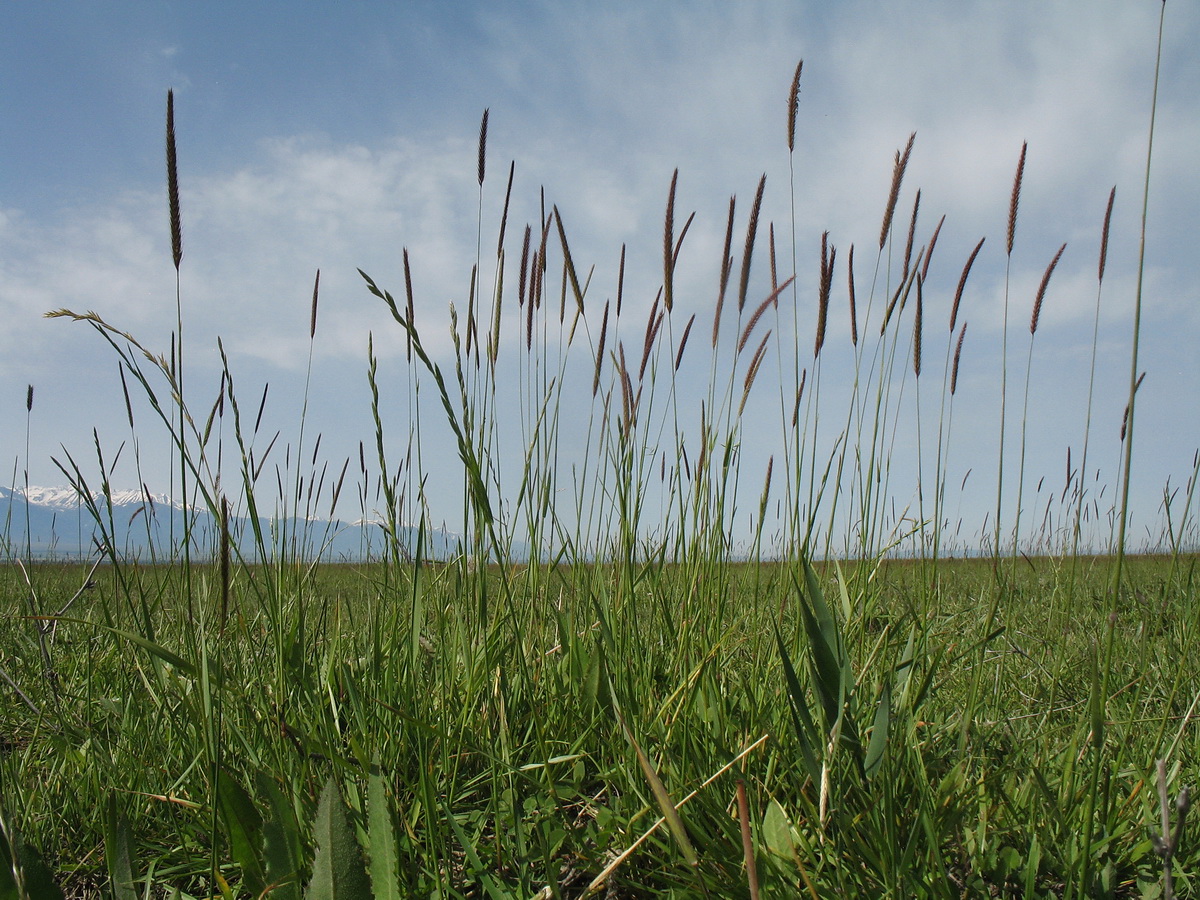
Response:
[[0, 484, 459, 561]]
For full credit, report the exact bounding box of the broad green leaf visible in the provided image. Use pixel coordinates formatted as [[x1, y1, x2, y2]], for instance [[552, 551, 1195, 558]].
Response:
[[217, 770, 266, 897], [863, 683, 891, 779], [0, 821, 64, 900], [366, 768, 400, 900], [104, 795, 137, 900], [306, 779, 371, 900], [762, 800, 796, 859], [256, 772, 303, 900]]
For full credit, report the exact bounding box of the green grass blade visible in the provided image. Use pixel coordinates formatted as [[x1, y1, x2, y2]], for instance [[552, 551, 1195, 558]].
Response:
[[863, 683, 891, 780], [774, 625, 822, 787]]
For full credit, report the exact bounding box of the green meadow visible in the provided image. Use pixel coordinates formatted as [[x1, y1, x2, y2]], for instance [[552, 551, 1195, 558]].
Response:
[[3, 10, 1198, 898]]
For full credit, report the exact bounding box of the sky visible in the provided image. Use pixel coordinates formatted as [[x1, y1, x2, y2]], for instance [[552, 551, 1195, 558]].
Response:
[[1, 1, 1197, 556]]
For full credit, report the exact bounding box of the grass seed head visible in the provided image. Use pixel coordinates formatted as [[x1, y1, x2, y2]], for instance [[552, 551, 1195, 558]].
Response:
[[879, 132, 916, 251], [1007, 141, 1027, 256], [1030, 243, 1066, 335], [166, 89, 183, 270], [787, 59, 804, 152]]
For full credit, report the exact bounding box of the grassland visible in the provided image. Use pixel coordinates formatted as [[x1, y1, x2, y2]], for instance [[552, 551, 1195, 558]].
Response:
[[0, 553, 1196, 898]]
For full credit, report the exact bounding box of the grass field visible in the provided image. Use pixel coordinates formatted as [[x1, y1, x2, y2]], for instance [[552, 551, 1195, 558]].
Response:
[[0, 553, 1196, 898], [3, 7, 1197, 897]]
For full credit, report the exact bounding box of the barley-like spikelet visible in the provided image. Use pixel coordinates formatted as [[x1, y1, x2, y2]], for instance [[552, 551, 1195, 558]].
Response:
[[640, 291, 662, 381], [399, 252, 414, 360], [118, 368, 134, 427], [792, 370, 806, 427], [847, 244, 858, 346], [738, 174, 767, 313], [1007, 141, 1027, 256], [496, 160, 514, 257], [762, 455, 774, 500], [675, 313, 695, 371], [593, 300, 610, 397], [466, 264, 478, 357], [553, 206, 585, 313], [536, 215, 551, 307], [878, 132, 916, 251], [949, 237, 985, 333], [815, 234, 833, 358], [1120, 371, 1146, 441], [739, 331, 771, 416], [617, 243, 626, 318], [558, 261, 567, 325], [898, 248, 922, 315], [489, 248, 504, 364], [921, 214, 946, 283], [902, 189, 921, 284], [518, 225, 531, 307], [769, 223, 778, 292], [309, 269, 320, 339], [477, 108, 489, 186], [913, 275, 923, 377], [951, 321, 967, 395], [26, 384, 33, 413], [714, 196, 736, 347], [526, 260, 535, 351], [787, 59, 804, 152], [1099, 186, 1116, 282], [664, 169, 678, 313], [1030, 243, 1066, 335], [166, 90, 183, 270], [738, 276, 794, 355]]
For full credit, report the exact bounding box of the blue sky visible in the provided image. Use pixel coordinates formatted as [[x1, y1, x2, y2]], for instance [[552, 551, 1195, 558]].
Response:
[[2, 2, 1197, 554]]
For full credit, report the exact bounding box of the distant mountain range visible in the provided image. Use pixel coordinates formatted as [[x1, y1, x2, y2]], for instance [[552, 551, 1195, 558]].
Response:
[[0, 485, 460, 562]]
